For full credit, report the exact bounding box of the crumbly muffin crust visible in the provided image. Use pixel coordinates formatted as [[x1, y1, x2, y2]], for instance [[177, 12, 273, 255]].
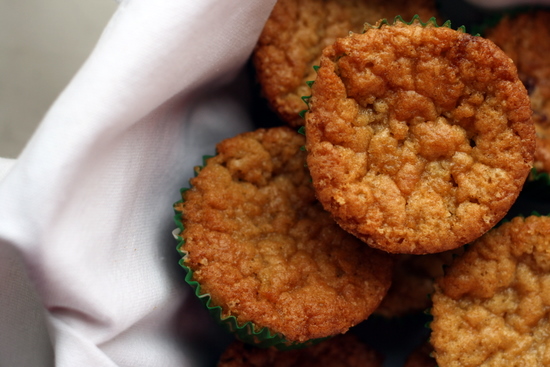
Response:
[[431, 215, 550, 367], [485, 11, 550, 172], [253, 0, 437, 127], [217, 334, 384, 366], [178, 127, 393, 343], [305, 20, 535, 254]]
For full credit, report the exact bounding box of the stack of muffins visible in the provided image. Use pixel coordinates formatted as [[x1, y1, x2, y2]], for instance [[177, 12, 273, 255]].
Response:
[[174, 1, 550, 366]]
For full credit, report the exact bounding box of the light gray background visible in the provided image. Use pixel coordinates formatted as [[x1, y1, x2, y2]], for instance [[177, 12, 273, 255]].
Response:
[[0, 1, 118, 158]]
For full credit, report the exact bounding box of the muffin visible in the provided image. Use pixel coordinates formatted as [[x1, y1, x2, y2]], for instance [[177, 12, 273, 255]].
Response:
[[374, 248, 464, 318], [217, 333, 383, 366], [485, 10, 550, 173], [174, 126, 393, 347], [305, 17, 535, 254], [431, 215, 550, 366], [253, 0, 437, 127]]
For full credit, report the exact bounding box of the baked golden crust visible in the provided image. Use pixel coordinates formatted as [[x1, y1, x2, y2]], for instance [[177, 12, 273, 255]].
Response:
[[217, 334, 384, 366], [179, 127, 393, 343], [485, 11, 550, 173], [431, 215, 550, 367], [253, 0, 437, 127], [375, 248, 463, 318], [305, 20, 535, 254]]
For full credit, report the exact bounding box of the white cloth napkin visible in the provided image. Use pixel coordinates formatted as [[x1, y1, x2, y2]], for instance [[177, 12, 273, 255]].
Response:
[[3, 0, 550, 366], [0, 1, 275, 366]]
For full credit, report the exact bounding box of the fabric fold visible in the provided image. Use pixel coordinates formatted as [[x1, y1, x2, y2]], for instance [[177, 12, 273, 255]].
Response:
[[0, 1, 276, 366]]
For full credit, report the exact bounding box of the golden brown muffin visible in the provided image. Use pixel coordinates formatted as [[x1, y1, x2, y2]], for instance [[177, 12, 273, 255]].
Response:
[[404, 342, 437, 367], [431, 215, 550, 367], [485, 11, 550, 173], [217, 334, 384, 366], [305, 18, 535, 254], [177, 127, 393, 344], [253, 0, 437, 127], [375, 248, 463, 318]]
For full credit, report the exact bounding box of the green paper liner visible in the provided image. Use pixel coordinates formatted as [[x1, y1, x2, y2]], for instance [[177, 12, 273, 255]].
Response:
[[529, 167, 550, 186], [362, 14, 468, 34], [172, 159, 329, 351]]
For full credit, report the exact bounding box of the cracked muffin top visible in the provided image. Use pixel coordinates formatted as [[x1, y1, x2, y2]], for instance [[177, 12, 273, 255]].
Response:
[[485, 10, 550, 173], [305, 19, 535, 254], [217, 334, 383, 366], [253, 0, 437, 127], [430, 215, 550, 367], [177, 126, 393, 344]]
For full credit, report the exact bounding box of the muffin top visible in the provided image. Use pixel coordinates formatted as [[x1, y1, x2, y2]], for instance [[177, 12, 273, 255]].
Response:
[[178, 127, 393, 343], [431, 215, 550, 367], [485, 10, 550, 172], [217, 334, 383, 367], [253, 0, 437, 127], [305, 19, 535, 254]]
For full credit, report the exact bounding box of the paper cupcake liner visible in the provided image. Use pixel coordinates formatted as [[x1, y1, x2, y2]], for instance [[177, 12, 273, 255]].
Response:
[[529, 166, 550, 186], [363, 14, 467, 34], [172, 157, 328, 350]]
